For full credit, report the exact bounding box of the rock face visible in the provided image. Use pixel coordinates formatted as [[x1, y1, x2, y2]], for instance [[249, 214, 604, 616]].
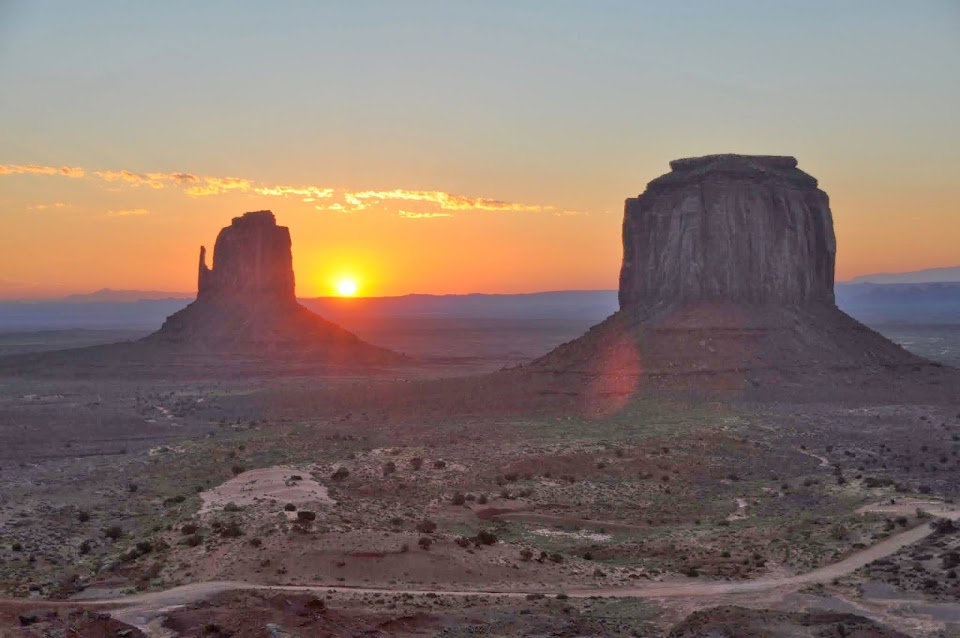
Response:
[[619, 155, 836, 310], [147, 211, 399, 363], [524, 154, 946, 401], [197, 211, 296, 301]]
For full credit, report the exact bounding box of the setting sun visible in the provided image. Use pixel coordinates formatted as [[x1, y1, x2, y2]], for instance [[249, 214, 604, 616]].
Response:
[[336, 278, 358, 297]]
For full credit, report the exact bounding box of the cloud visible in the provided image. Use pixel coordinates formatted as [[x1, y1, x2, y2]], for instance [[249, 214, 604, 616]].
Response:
[[397, 210, 453, 219], [345, 189, 545, 212], [29, 202, 69, 211], [106, 208, 150, 217], [253, 185, 334, 199], [2, 160, 584, 217], [185, 176, 253, 196], [0, 164, 85, 178], [95, 170, 165, 189]]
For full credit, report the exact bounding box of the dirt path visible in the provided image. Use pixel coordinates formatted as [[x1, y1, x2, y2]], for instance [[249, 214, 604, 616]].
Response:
[[8, 501, 959, 636], [797, 447, 831, 467]]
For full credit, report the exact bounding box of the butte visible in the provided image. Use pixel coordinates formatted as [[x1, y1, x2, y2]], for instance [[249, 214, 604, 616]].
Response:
[[144, 210, 399, 365], [519, 154, 953, 403]]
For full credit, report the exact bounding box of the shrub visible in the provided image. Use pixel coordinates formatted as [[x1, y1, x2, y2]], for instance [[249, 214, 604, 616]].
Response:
[[331, 467, 350, 481], [455, 536, 471, 548], [475, 530, 498, 546], [519, 548, 533, 561], [383, 461, 397, 476], [548, 552, 563, 563], [230, 465, 245, 476], [181, 523, 199, 535], [77, 511, 91, 523], [432, 460, 447, 469], [219, 522, 243, 538], [103, 525, 123, 541], [416, 520, 437, 534], [417, 537, 432, 550], [284, 503, 297, 512], [477, 494, 488, 505], [297, 511, 317, 522], [933, 518, 957, 535], [409, 457, 423, 471], [79, 540, 91, 555], [451, 492, 466, 506], [184, 534, 203, 547]]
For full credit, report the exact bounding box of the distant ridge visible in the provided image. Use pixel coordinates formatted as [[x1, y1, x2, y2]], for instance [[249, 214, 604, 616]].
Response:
[[846, 266, 960, 284], [61, 288, 192, 303]]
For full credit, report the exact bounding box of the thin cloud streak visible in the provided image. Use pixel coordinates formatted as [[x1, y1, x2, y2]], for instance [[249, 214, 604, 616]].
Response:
[[397, 210, 454, 219], [29, 202, 69, 211], [0, 164, 85, 178], [2, 162, 584, 217]]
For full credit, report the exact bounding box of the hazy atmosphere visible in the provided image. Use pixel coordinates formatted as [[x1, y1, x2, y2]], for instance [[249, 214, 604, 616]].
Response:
[[2, 1, 958, 297], [1, 3, 959, 638]]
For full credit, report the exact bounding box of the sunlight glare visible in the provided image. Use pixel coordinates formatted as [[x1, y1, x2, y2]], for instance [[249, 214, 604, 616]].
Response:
[[336, 278, 358, 297]]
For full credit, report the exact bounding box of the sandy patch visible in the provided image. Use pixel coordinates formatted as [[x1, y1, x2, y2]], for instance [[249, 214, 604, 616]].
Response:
[[530, 528, 612, 542], [726, 497, 749, 521], [199, 466, 334, 516]]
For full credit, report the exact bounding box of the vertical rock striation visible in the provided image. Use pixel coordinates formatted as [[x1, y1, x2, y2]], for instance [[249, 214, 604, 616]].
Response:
[[197, 211, 296, 302], [619, 155, 836, 310]]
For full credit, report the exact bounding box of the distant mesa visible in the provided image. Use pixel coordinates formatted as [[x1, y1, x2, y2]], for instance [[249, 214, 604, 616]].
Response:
[[146, 210, 399, 363], [526, 154, 949, 400]]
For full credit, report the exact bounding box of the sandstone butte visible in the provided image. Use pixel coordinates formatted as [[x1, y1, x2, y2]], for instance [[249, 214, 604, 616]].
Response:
[[146, 210, 399, 364], [522, 154, 950, 400]]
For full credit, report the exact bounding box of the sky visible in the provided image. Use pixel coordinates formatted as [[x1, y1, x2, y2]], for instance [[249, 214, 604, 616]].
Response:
[[1, 1, 958, 298]]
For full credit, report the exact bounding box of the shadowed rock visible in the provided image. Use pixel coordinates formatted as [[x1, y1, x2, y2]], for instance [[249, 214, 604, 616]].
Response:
[[522, 154, 951, 402], [668, 605, 910, 638], [146, 211, 399, 363], [197, 210, 296, 301], [619, 154, 835, 309]]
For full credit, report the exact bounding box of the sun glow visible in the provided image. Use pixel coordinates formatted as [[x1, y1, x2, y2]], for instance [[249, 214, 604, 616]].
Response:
[[336, 278, 358, 297]]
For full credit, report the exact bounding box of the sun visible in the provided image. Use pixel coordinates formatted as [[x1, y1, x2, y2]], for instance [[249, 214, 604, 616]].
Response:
[[336, 278, 358, 297]]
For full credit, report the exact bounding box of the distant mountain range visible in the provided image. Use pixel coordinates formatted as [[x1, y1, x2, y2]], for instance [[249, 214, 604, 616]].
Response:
[[0, 282, 958, 332], [60, 288, 193, 303], [846, 266, 960, 284]]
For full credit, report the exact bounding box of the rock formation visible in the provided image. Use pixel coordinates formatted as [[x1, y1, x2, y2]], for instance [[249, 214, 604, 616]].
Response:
[[146, 211, 399, 363], [526, 154, 946, 401], [619, 155, 835, 309], [197, 211, 296, 302], [667, 606, 910, 638]]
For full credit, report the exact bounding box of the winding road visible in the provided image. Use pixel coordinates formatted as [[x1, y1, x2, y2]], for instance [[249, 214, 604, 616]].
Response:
[[6, 499, 958, 636]]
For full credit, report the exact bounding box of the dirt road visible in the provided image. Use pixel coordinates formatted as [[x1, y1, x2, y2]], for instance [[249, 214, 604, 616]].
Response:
[[8, 500, 959, 636]]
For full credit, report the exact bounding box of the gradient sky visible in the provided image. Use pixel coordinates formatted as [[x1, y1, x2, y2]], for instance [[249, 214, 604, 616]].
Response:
[[1, 1, 958, 298]]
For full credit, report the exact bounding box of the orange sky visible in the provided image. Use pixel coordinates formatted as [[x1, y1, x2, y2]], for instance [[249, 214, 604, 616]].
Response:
[[1, 156, 957, 299], [1, 4, 957, 299]]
